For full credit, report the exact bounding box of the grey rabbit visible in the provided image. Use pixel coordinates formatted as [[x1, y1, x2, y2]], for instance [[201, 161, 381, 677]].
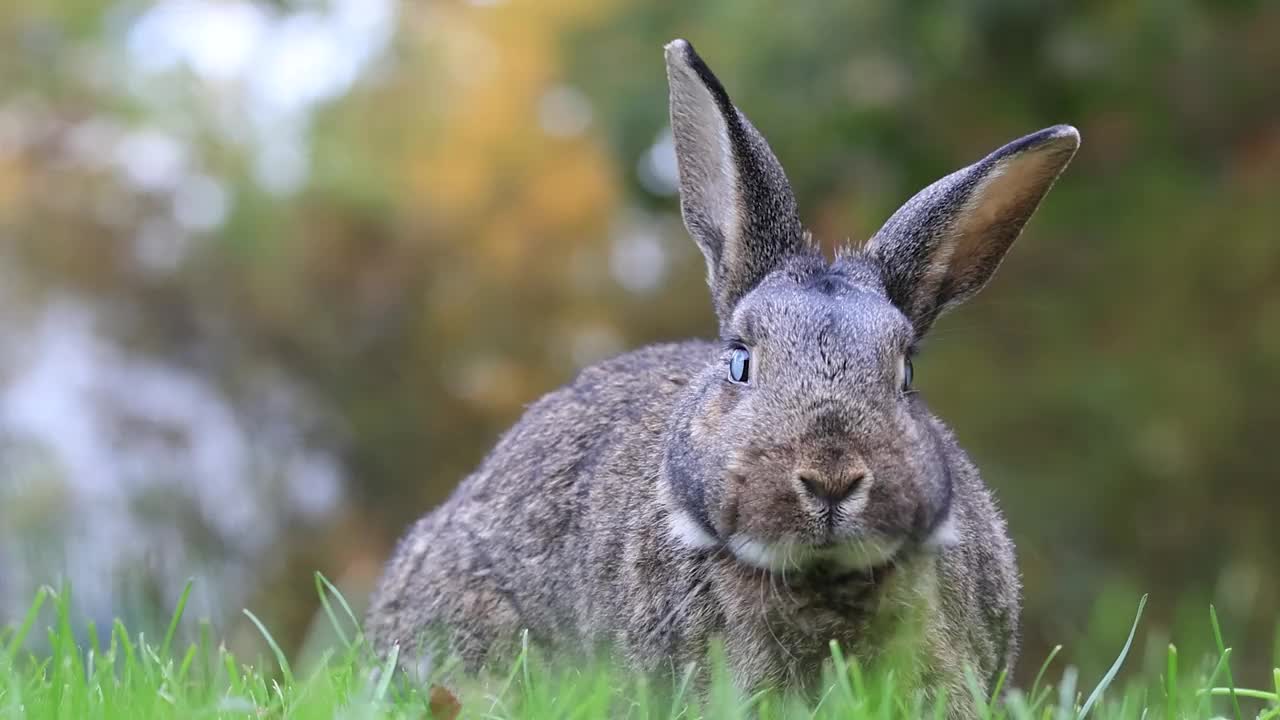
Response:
[[366, 38, 1079, 717]]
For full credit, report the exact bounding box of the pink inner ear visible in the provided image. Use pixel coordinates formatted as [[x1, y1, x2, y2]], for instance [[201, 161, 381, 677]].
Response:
[[943, 140, 1079, 293]]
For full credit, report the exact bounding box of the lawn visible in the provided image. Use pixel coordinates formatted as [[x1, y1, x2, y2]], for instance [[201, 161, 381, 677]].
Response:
[[1, 577, 1277, 719]]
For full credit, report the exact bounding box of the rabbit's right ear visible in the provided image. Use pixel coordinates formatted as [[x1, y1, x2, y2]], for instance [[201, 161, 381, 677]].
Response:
[[665, 39, 809, 326]]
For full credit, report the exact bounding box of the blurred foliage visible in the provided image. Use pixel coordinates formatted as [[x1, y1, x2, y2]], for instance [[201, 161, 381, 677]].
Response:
[[0, 0, 1277, 686]]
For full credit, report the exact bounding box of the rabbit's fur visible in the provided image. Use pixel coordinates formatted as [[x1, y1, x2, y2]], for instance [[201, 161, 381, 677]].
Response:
[[367, 39, 1079, 715]]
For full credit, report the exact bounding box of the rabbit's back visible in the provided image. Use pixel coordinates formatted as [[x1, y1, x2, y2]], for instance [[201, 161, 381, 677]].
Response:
[[365, 340, 715, 664]]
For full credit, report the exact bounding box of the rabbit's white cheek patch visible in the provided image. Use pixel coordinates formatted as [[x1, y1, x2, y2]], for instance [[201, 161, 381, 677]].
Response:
[[669, 508, 719, 550], [923, 512, 961, 551], [726, 535, 786, 571]]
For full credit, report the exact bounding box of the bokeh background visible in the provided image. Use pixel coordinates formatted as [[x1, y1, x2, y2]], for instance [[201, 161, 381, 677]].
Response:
[[1, 0, 1277, 685]]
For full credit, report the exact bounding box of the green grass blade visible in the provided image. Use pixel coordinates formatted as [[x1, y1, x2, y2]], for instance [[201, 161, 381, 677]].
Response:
[[1058, 665, 1079, 720], [1201, 688, 1279, 701], [4, 586, 48, 662], [243, 609, 294, 686], [197, 619, 214, 687], [1078, 593, 1147, 719], [808, 683, 835, 719], [315, 573, 362, 643], [314, 572, 352, 649], [520, 629, 533, 701], [113, 619, 138, 684], [222, 648, 245, 698], [176, 642, 197, 685], [1209, 604, 1243, 720], [1029, 644, 1062, 709], [668, 661, 697, 720], [489, 630, 531, 716], [991, 666, 1009, 706], [161, 578, 194, 659], [52, 585, 84, 689], [828, 640, 857, 709], [1196, 647, 1233, 717], [1164, 643, 1177, 720], [372, 644, 399, 703], [962, 666, 990, 718]]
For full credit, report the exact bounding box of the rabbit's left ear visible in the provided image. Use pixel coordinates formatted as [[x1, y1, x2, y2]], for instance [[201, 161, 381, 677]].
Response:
[[866, 126, 1080, 337], [665, 39, 808, 326]]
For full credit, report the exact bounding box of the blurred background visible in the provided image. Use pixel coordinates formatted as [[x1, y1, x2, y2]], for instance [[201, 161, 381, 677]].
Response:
[[1, 0, 1277, 685]]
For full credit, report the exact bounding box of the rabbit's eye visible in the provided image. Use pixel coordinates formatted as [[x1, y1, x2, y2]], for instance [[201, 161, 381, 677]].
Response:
[[898, 355, 914, 393], [728, 347, 751, 384]]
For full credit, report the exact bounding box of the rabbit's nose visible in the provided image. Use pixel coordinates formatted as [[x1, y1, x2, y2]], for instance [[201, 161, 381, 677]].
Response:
[[796, 469, 865, 506]]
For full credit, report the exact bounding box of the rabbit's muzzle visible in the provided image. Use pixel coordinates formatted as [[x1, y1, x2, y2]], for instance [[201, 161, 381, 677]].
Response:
[[681, 408, 952, 577]]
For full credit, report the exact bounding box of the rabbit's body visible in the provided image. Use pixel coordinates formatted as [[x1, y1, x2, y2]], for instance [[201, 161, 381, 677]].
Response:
[[367, 39, 1078, 717], [368, 340, 1018, 698]]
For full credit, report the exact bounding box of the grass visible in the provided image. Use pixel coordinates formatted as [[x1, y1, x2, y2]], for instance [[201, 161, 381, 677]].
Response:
[[0, 578, 1277, 719]]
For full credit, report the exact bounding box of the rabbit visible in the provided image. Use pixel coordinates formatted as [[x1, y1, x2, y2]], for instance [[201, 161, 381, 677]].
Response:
[[366, 38, 1079, 717]]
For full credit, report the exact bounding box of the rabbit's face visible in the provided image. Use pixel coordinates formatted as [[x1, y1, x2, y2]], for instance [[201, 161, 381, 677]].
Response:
[[666, 256, 954, 573]]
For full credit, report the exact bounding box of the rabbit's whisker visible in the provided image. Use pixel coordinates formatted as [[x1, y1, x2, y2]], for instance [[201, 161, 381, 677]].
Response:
[[761, 565, 798, 665], [643, 543, 732, 649], [779, 543, 802, 605]]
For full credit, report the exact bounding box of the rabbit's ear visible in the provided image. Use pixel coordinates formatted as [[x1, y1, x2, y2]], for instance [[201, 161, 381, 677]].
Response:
[[665, 39, 808, 324], [866, 125, 1080, 337]]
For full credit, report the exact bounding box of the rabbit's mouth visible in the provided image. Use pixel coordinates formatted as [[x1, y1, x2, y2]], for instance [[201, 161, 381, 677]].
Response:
[[724, 533, 903, 574], [665, 506, 938, 574]]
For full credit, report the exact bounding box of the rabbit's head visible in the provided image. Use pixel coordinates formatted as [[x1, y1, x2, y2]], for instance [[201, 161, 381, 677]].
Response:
[[661, 40, 1078, 573]]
